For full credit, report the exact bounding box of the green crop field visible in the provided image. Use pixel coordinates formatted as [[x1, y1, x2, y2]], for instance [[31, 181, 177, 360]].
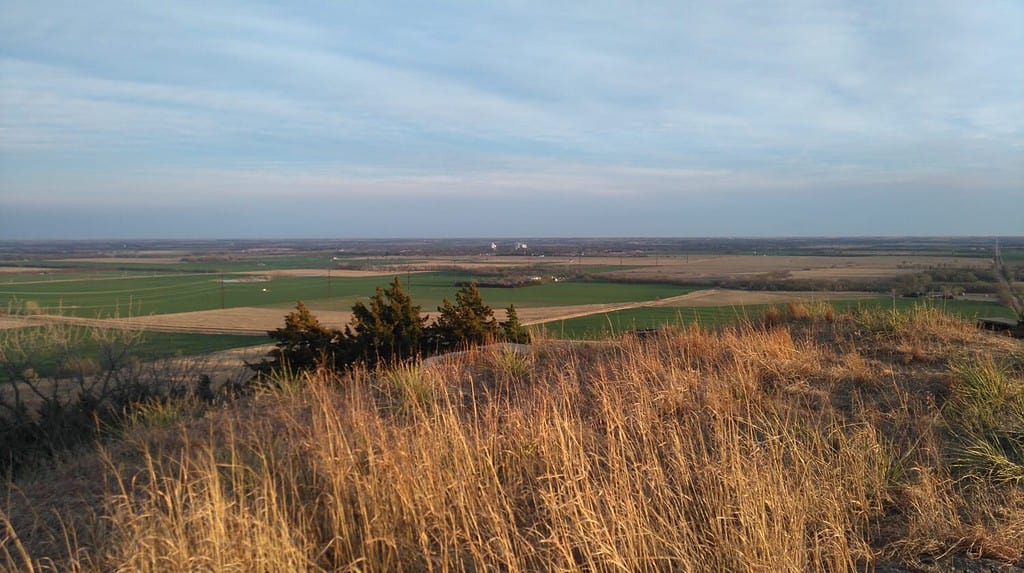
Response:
[[0, 272, 401, 317], [401, 275, 697, 309], [829, 297, 1017, 319], [538, 297, 1018, 339], [0, 270, 166, 284], [0, 329, 267, 384], [539, 305, 768, 339], [305, 275, 698, 314], [1, 269, 698, 318]]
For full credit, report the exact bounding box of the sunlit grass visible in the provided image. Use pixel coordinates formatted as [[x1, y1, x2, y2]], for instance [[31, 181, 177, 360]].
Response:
[[5, 307, 1024, 571]]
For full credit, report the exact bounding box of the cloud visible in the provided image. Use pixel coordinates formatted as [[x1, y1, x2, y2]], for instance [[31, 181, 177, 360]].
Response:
[[1, 0, 1022, 237]]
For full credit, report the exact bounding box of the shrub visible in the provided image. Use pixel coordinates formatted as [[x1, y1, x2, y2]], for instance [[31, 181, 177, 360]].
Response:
[[428, 283, 499, 352], [249, 301, 340, 377], [346, 276, 427, 368], [252, 278, 532, 382], [0, 321, 213, 475], [500, 304, 530, 344]]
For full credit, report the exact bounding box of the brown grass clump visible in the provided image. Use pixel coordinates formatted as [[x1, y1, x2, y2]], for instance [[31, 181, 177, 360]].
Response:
[[4, 308, 1024, 572]]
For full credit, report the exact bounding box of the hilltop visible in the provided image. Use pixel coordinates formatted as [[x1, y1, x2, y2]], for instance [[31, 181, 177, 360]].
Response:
[[3, 303, 1023, 572]]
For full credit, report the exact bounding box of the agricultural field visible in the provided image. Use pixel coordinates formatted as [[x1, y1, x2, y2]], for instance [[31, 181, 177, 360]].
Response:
[[2, 238, 1020, 355], [0, 328, 268, 384], [538, 297, 1018, 339], [1, 269, 697, 325]]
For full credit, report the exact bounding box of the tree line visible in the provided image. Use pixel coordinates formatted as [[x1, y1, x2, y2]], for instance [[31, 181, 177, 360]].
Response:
[[250, 277, 530, 377]]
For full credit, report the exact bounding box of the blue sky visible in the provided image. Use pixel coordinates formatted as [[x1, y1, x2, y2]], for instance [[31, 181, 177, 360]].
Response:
[[1, 1, 1021, 239]]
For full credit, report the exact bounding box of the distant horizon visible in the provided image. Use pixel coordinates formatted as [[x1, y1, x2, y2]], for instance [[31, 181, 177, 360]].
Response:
[[2, 234, 1021, 244]]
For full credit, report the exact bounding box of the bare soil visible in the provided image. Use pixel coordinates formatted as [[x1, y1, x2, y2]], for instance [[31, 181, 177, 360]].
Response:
[[0, 267, 54, 274], [110, 307, 355, 334], [0, 315, 35, 330]]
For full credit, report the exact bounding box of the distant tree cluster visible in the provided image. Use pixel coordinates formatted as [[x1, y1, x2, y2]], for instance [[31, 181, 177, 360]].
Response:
[[250, 277, 529, 378]]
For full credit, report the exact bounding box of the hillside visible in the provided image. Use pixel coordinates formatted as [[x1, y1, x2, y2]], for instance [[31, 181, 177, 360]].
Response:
[[4, 304, 1024, 572]]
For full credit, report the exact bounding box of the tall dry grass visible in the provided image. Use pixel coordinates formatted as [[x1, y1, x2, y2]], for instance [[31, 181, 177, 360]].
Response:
[[4, 308, 1024, 571]]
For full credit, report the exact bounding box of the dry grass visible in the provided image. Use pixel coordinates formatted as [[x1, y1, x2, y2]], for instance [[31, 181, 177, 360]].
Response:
[[4, 309, 1024, 572]]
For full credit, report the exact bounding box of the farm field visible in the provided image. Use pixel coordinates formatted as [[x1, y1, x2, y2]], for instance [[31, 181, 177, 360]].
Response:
[[343, 252, 992, 282], [2, 238, 1019, 351], [539, 297, 1018, 339], [0, 328, 268, 384], [596, 254, 989, 281], [2, 270, 691, 312], [0, 268, 697, 320], [0, 271, 411, 318]]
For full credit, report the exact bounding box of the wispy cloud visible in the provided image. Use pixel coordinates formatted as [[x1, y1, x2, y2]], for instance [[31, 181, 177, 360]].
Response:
[[1, 0, 1022, 238]]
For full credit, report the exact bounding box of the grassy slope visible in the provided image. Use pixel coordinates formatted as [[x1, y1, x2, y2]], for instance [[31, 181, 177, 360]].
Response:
[[4, 306, 1024, 571], [541, 297, 1018, 339]]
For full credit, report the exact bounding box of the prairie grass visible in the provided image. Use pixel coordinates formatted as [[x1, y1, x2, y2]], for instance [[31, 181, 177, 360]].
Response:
[[4, 307, 1024, 571]]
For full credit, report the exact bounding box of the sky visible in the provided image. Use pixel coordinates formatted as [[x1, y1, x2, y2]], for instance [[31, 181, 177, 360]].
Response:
[[1, 1, 1022, 240]]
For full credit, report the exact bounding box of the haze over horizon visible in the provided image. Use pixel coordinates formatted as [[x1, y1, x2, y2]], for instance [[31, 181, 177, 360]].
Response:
[[1, 1, 1022, 240]]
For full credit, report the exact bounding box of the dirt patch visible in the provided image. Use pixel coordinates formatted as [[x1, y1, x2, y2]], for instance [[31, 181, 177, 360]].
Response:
[[2, 307, 345, 336], [111, 307, 354, 335], [0, 316, 35, 330], [0, 267, 55, 274]]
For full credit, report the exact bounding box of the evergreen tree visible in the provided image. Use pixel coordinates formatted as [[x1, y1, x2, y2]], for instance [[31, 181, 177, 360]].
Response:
[[428, 283, 499, 351], [251, 301, 339, 375], [346, 276, 427, 367], [500, 304, 530, 344]]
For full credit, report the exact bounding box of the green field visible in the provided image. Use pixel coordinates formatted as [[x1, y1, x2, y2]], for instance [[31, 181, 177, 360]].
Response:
[[0, 270, 168, 284], [0, 272, 395, 317], [539, 305, 767, 339], [538, 297, 1018, 339], [1, 271, 698, 318], [0, 329, 267, 384], [307, 275, 697, 315], [1001, 248, 1024, 262], [404, 276, 697, 309], [830, 297, 1017, 319], [0, 270, 702, 374]]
